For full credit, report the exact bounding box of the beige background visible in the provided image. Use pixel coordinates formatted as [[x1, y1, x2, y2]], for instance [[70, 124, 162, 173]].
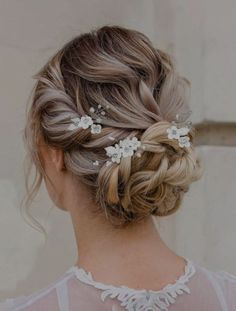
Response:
[[0, 0, 236, 300]]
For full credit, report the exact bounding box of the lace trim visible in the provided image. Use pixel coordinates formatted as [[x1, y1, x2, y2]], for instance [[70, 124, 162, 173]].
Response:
[[214, 270, 236, 283], [70, 258, 196, 311]]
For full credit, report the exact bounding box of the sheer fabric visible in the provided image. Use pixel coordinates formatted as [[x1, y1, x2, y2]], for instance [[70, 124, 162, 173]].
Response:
[[1, 258, 236, 311]]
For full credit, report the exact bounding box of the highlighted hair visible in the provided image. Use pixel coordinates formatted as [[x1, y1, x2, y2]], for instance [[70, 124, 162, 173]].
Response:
[[23, 25, 202, 229]]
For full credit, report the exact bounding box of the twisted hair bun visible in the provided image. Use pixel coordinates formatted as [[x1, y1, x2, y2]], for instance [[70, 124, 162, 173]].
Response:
[[25, 25, 202, 227]]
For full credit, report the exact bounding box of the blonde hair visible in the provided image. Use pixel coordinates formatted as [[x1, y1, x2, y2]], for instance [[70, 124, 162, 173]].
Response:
[[23, 25, 202, 229]]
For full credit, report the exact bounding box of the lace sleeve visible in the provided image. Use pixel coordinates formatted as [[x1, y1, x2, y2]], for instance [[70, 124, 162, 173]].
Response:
[[0, 296, 27, 311], [214, 270, 236, 311], [215, 270, 236, 283]]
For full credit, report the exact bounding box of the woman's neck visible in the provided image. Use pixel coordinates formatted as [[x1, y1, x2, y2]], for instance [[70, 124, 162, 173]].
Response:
[[63, 179, 186, 289], [69, 204, 185, 289]]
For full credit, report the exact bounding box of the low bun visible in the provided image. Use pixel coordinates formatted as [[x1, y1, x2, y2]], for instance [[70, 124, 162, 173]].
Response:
[[95, 122, 202, 226]]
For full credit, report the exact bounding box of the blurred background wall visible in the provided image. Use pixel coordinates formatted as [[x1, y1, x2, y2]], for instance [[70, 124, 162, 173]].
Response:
[[0, 0, 235, 300]]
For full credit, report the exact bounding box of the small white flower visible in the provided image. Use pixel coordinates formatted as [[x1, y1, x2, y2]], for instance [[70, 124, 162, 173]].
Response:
[[105, 145, 122, 163], [68, 123, 79, 131], [122, 145, 135, 157], [130, 137, 141, 150], [119, 137, 141, 149], [89, 107, 95, 113], [119, 137, 142, 158], [92, 160, 99, 166], [68, 117, 81, 130], [79, 115, 93, 129], [104, 146, 115, 157], [91, 124, 102, 134], [104, 137, 142, 163], [119, 138, 135, 157], [96, 118, 102, 123], [178, 126, 190, 136], [167, 123, 192, 148], [71, 117, 81, 124], [166, 125, 180, 140], [119, 138, 133, 148], [178, 136, 191, 148]]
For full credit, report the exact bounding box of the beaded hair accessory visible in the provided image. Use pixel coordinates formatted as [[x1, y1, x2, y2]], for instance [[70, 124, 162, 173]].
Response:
[[67, 104, 110, 134], [166, 111, 192, 148], [67, 105, 192, 166]]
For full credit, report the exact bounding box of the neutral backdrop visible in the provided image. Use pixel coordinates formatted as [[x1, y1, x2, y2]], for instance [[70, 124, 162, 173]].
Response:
[[0, 0, 236, 300]]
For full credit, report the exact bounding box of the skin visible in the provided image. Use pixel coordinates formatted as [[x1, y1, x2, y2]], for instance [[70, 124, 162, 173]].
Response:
[[39, 141, 187, 290]]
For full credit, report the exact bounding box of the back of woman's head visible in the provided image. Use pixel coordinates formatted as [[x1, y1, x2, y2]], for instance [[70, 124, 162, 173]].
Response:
[[24, 25, 202, 228]]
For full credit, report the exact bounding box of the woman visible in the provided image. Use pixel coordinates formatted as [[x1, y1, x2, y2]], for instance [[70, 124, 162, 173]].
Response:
[[1, 25, 236, 311]]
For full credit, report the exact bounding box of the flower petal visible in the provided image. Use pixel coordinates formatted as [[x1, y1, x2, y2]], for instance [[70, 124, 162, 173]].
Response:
[[71, 117, 81, 123], [167, 126, 180, 139], [178, 127, 190, 136], [178, 136, 191, 148], [68, 124, 79, 131], [91, 124, 102, 134]]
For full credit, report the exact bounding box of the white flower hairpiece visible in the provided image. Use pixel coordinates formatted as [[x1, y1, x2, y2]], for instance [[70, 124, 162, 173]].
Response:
[[166, 112, 192, 148], [67, 106, 192, 166], [68, 104, 110, 135], [105, 137, 142, 166], [67, 106, 143, 166], [68, 115, 102, 134]]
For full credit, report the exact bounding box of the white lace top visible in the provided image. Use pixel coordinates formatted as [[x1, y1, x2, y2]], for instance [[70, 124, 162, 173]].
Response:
[[1, 258, 236, 311]]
